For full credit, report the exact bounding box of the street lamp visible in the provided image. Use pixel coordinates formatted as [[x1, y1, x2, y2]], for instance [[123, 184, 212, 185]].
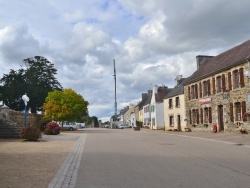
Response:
[[22, 93, 29, 126]]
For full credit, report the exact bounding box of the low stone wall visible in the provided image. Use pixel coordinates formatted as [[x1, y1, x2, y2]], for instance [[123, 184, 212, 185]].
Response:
[[9, 111, 43, 129]]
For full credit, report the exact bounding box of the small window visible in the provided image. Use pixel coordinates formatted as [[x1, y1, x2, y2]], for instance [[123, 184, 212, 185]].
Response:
[[235, 102, 241, 121], [169, 116, 174, 126], [175, 97, 180, 107], [169, 98, 173, 108], [203, 81, 208, 96], [233, 70, 239, 89], [217, 76, 222, 93]]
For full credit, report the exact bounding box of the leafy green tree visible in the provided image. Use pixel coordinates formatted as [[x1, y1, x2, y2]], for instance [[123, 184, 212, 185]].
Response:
[[0, 56, 62, 113], [43, 89, 89, 128], [0, 69, 26, 110]]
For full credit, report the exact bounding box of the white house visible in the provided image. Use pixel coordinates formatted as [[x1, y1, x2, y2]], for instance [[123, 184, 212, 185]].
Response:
[[150, 85, 172, 130], [143, 96, 152, 128]]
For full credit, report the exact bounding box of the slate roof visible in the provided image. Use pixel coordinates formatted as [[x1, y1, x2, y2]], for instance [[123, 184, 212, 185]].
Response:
[[164, 78, 186, 99], [185, 40, 250, 85]]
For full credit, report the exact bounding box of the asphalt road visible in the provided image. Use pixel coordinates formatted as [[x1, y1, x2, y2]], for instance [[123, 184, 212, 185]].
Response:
[[75, 128, 250, 188]]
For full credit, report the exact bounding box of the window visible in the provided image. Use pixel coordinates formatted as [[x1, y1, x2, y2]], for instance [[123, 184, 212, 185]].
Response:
[[175, 97, 180, 107], [203, 81, 208, 96], [151, 105, 154, 112], [169, 115, 174, 126], [233, 70, 239, 89], [204, 108, 209, 123], [192, 110, 197, 124], [169, 98, 173, 108], [235, 102, 241, 121], [191, 84, 198, 99], [217, 76, 222, 93]]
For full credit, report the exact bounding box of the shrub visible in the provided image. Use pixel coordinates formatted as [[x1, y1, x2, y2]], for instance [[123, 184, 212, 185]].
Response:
[[203, 124, 208, 128], [136, 120, 143, 127], [44, 122, 61, 135], [20, 126, 41, 141]]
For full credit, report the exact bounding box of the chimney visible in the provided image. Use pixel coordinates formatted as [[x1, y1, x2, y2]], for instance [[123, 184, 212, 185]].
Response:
[[153, 85, 158, 94], [175, 75, 182, 86], [196, 55, 214, 69], [142, 93, 147, 100]]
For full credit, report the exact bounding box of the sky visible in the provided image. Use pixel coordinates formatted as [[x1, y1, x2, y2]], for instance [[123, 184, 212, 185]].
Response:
[[0, 0, 250, 122]]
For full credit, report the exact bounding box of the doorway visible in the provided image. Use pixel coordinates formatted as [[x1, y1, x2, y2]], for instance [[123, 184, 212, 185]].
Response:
[[218, 105, 224, 131], [177, 115, 181, 131]]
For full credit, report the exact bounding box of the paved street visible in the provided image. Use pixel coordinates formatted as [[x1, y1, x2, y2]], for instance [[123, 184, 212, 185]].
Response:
[[51, 128, 250, 188]]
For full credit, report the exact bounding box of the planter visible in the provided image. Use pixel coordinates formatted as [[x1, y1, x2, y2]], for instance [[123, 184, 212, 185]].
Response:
[[134, 126, 140, 131]]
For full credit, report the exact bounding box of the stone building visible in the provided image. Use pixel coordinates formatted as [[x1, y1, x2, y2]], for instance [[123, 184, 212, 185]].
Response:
[[184, 40, 250, 132]]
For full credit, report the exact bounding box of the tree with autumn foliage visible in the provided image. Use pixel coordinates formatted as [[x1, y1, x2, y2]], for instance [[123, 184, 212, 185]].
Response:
[[43, 89, 89, 128]]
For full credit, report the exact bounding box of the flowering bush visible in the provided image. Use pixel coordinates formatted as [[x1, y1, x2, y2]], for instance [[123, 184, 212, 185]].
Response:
[[20, 126, 41, 141], [44, 122, 61, 135]]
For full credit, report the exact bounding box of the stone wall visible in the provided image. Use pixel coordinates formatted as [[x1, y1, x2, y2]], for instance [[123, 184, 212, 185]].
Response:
[[9, 111, 43, 129], [0, 106, 44, 130]]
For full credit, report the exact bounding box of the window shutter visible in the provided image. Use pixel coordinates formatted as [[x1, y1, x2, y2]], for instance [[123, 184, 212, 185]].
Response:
[[209, 107, 212, 123], [196, 109, 199, 124], [200, 108, 203, 124], [199, 82, 202, 98], [189, 110, 192, 124], [228, 72, 232, 91], [230, 103, 234, 122], [242, 101, 246, 116], [188, 86, 190, 100], [207, 80, 211, 96], [239, 68, 245, 88], [222, 74, 226, 92], [212, 77, 216, 94]]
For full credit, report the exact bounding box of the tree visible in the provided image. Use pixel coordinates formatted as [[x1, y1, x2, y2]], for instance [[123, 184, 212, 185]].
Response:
[[43, 89, 89, 127], [0, 69, 26, 110], [0, 56, 62, 113]]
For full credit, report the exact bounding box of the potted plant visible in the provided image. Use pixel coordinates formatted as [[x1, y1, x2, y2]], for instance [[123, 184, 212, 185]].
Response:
[[134, 120, 142, 131]]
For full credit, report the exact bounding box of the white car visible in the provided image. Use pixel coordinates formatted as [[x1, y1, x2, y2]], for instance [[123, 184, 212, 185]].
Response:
[[59, 122, 78, 131], [118, 124, 132, 129]]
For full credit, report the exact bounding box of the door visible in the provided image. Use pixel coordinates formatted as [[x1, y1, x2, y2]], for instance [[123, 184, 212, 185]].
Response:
[[218, 105, 224, 131], [177, 115, 181, 131]]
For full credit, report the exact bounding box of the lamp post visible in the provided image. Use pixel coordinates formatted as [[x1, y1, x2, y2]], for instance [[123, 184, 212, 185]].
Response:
[[22, 93, 29, 126]]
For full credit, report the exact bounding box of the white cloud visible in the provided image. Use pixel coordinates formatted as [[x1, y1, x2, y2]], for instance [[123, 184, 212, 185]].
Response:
[[0, 0, 250, 121]]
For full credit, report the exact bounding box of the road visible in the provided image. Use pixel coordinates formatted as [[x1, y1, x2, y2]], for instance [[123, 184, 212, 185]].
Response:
[[74, 128, 250, 188]]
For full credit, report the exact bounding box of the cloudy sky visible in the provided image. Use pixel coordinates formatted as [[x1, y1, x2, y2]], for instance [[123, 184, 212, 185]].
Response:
[[0, 0, 250, 122]]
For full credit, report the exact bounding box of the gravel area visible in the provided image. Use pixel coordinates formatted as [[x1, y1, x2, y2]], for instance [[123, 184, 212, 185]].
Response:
[[0, 132, 81, 188]]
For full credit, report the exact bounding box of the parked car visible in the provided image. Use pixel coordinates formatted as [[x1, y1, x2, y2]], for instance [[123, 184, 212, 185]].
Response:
[[59, 122, 78, 131], [118, 124, 132, 129], [76, 122, 85, 128]]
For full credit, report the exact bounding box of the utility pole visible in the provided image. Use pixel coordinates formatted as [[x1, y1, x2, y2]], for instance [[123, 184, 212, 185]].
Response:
[[113, 59, 117, 118]]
